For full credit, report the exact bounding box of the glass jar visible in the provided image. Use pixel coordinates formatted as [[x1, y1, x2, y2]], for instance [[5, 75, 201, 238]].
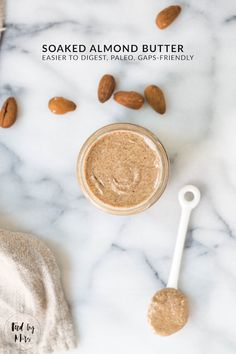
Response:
[[77, 123, 169, 215]]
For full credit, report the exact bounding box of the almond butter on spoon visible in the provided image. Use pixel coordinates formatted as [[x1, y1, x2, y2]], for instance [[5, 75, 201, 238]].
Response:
[[148, 185, 201, 336]]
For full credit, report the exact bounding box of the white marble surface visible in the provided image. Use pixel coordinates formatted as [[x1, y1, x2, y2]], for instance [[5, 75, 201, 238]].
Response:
[[0, 0, 236, 353]]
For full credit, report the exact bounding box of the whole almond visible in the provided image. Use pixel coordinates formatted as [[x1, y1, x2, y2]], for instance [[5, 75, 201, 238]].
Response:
[[48, 97, 76, 114], [144, 85, 166, 114], [114, 91, 144, 110], [98, 74, 116, 103], [156, 5, 181, 29], [0, 97, 18, 128]]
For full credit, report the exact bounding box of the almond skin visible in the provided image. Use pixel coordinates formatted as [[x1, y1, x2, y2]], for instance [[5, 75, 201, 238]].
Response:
[[98, 74, 116, 103], [48, 97, 76, 114], [0, 97, 18, 128], [156, 5, 181, 29], [114, 91, 144, 110], [144, 85, 166, 115]]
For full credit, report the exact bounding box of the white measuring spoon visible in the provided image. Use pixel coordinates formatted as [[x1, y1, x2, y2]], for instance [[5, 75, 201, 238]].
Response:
[[148, 185, 201, 336]]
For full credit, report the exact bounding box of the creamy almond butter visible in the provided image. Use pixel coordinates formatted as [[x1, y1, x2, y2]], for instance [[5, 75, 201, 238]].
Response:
[[85, 130, 161, 208], [77, 124, 169, 215], [148, 288, 188, 336]]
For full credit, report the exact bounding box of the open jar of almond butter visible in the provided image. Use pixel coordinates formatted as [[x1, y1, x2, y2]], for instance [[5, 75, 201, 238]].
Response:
[[77, 123, 169, 215]]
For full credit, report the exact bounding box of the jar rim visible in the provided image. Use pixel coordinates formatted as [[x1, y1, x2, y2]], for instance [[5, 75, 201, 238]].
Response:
[[77, 123, 169, 215]]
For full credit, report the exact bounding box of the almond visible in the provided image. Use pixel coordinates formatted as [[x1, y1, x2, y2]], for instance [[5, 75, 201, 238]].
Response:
[[98, 74, 116, 103], [114, 91, 144, 110], [48, 97, 76, 114], [156, 5, 181, 29], [144, 85, 166, 114], [0, 97, 18, 128]]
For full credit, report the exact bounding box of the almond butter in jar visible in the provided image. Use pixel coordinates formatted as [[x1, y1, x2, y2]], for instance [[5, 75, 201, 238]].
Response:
[[77, 123, 169, 215]]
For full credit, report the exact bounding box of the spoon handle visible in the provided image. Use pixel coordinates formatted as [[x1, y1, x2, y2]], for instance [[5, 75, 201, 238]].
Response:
[[167, 185, 201, 289]]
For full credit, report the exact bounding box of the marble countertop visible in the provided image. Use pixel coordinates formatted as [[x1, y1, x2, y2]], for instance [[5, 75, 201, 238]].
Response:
[[1, 0, 236, 353]]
